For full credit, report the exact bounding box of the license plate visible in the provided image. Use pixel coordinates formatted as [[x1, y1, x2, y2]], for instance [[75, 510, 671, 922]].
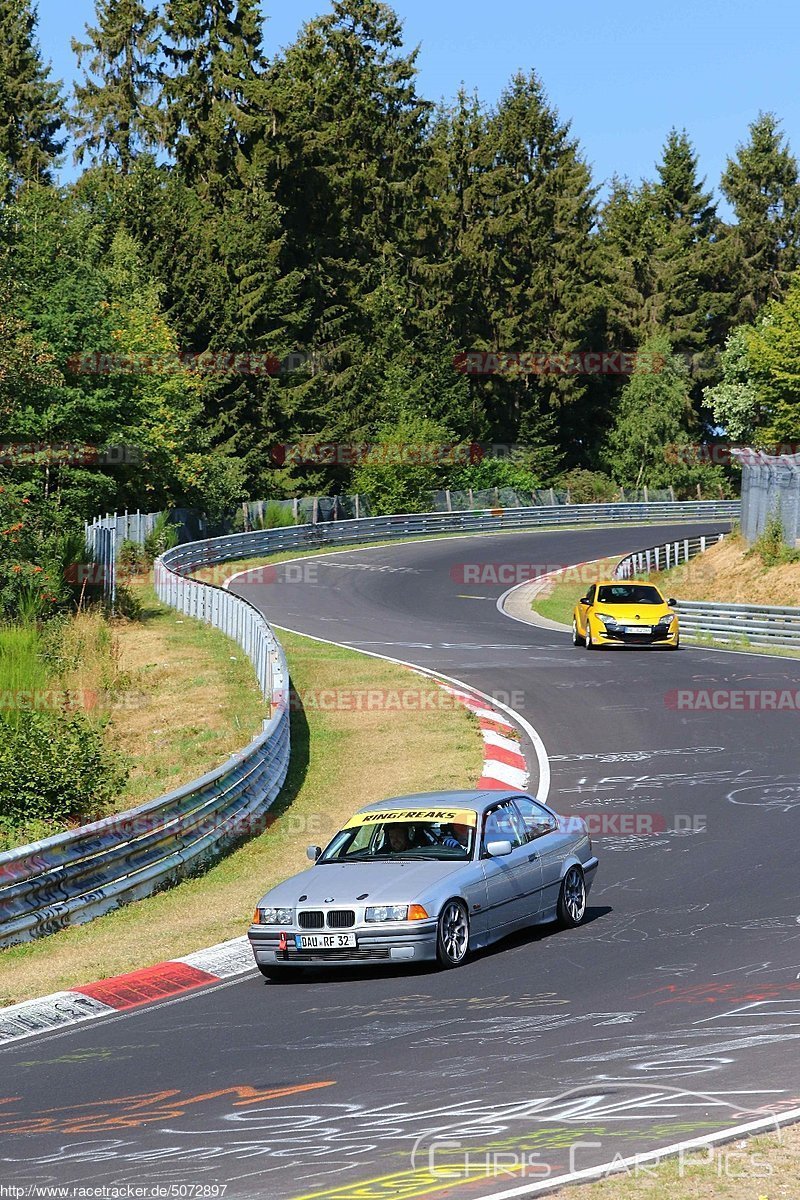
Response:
[[295, 933, 357, 950], [624, 626, 652, 634]]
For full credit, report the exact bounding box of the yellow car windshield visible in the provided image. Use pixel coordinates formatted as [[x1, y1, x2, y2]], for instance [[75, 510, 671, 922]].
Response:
[[596, 585, 663, 605]]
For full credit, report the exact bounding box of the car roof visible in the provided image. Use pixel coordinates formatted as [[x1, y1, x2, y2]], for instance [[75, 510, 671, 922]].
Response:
[[594, 579, 662, 587], [355, 790, 532, 816]]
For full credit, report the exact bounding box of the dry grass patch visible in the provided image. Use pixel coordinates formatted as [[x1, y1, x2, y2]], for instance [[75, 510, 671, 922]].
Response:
[[0, 628, 482, 1004], [551, 1124, 800, 1200], [107, 579, 267, 807], [652, 533, 800, 606]]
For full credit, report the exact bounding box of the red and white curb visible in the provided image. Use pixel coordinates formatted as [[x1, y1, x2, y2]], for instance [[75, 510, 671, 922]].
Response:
[[0, 937, 253, 1047], [0, 659, 532, 1048], [437, 682, 529, 791]]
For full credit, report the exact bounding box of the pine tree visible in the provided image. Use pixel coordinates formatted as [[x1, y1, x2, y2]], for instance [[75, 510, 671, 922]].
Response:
[[721, 112, 800, 322], [0, 0, 65, 184], [71, 0, 160, 172], [264, 0, 432, 455], [466, 70, 604, 462], [650, 130, 726, 381], [160, 0, 267, 190], [601, 132, 726, 398]]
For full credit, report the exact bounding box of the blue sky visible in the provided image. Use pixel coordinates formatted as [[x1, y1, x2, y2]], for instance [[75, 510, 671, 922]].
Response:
[[37, 0, 800, 203]]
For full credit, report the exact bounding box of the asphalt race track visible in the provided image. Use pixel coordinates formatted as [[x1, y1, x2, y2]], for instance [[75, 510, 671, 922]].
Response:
[[3, 520, 800, 1200]]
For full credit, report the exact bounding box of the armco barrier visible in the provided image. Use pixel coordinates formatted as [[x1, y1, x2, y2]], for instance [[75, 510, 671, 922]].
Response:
[[673, 600, 800, 647], [160, 500, 740, 576], [0, 499, 736, 947], [614, 530, 800, 649], [0, 572, 289, 948], [614, 533, 726, 580]]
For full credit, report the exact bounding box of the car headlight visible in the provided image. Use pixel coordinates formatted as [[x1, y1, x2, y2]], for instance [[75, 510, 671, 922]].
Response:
[[658, 613, 675, 626], [254, 906, 295, 925], [365, 905, 409, 922], [595, 612, 618, 626]]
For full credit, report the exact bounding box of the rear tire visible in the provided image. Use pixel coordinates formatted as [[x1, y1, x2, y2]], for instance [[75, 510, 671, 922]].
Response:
[[437, 899, 470, 968], [572, 618, 582, 647], [557, 866, 587, 928]]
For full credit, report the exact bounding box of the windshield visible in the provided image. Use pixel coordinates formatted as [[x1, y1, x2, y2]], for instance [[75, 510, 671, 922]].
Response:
[[319, 813, 475, 863], [597, 584, 663, 605]]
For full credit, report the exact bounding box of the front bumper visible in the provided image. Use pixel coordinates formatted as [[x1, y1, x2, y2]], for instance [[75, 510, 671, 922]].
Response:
[[596, 624, 678, 646], [248, 921, 439, 969]]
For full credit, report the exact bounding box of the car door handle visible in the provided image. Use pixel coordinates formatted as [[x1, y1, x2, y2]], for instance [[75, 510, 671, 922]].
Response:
[[528, 852, 539, 862]]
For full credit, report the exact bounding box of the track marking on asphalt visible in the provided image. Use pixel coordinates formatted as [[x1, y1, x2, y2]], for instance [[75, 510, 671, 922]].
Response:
[[291, 1163, 529, 1200], [267, 623, 551, 802]]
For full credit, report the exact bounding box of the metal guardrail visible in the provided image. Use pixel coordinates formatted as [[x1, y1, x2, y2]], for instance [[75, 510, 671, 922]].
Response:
[[0, 498, 738, 947], [0, 563, 290, 948], [674, 600, 800, 647], [615, 533, 726, 580], [614, 530, 800, 649], [163, 501, 740, 574]]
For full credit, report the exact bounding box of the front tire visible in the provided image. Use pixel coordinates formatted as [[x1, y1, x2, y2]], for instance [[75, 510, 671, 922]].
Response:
[[437, 899, 470, 968], [557, 866, 587, 928], [585, 622, 595, 649]]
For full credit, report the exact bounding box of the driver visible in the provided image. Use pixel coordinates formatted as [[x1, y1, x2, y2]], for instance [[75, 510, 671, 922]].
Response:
[[441, 822, 471, 851], [385, 823, 411, 853]]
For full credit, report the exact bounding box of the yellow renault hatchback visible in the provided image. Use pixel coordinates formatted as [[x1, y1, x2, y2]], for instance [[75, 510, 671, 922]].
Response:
[[572, 580, 679, 650]]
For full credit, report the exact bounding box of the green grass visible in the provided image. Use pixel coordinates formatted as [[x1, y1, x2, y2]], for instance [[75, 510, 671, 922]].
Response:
[[0, 623, 50, 726], [529, 557, 621, 627], [0, 627, 481, 1005]]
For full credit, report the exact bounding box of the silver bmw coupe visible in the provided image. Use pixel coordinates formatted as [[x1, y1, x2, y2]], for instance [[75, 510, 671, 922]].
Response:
[[248, 790, 599, 977]]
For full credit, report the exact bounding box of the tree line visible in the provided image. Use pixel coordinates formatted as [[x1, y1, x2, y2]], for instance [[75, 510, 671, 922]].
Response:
[[1, 0, 800, 547]]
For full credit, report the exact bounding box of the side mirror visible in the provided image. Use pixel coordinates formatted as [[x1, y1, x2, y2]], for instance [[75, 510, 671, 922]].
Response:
[[486, 839, 513, 858], [307, 845, 322, 862], [667, 598, 677, 608], [580, 596, 591, 605]]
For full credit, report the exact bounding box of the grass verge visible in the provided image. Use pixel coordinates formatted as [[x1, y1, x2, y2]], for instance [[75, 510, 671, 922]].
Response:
[[0, 628, 482, 1005], [552, 1125, 800, 1199], [529, 557, 621, 626], [109, 579, 268, 808]]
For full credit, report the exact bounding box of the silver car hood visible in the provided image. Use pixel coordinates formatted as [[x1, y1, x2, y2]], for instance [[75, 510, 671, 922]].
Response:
[[259, 859, 468, 907]]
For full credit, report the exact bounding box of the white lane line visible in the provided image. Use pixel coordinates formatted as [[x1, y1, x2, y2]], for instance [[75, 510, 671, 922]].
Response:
[[475, 1103, 800, 1200], [270, 623, 551, 802]]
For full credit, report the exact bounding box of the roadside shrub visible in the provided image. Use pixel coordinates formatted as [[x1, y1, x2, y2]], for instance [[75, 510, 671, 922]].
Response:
[[557, 469, 618, 503], [0, 710, 127, 831], [143, 511, 179, 565], [747, 512, 800, 567], [255, 501, 296, 529], [117, 538, 147, 576]]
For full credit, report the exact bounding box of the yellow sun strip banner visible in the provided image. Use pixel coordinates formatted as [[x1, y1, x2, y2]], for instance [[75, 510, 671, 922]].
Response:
[[345, 808, 478, 829]]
